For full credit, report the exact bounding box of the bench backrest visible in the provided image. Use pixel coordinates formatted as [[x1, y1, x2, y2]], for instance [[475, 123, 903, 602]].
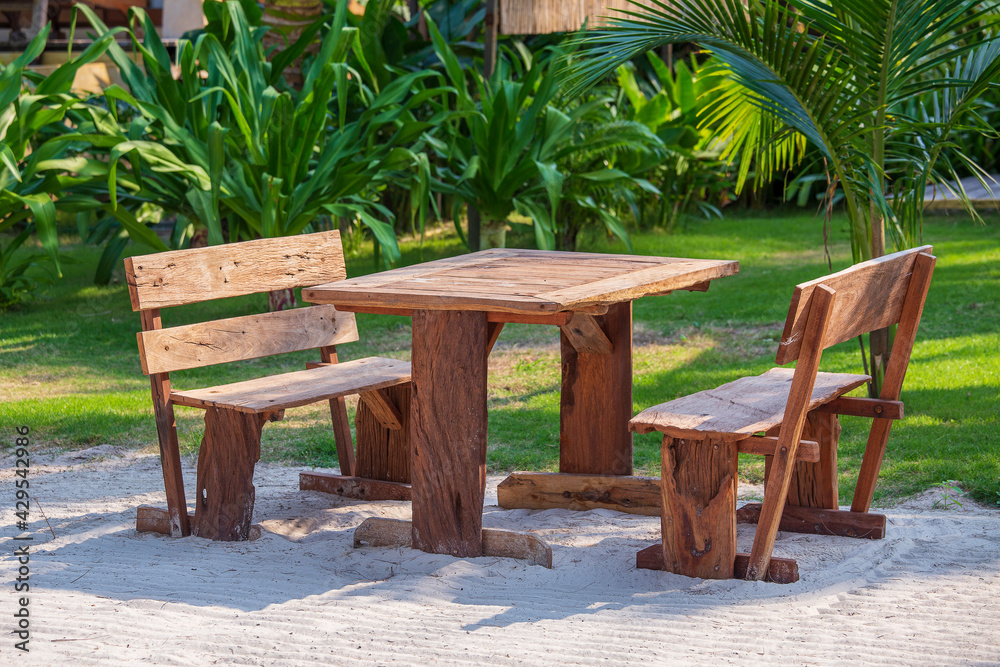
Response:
[[776, 245, 935, 365], [124, 230, 359, 375]]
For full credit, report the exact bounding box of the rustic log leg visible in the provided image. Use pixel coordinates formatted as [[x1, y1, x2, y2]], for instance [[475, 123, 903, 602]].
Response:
[[148, 375, 191, 537], [559, 301, 633, 475], [355, 383, 411, 484], [192, 408, 265, 541], [319, 346, 356, 477], [659, 435, 737, 579], [765, 411, 840, 509], [410, 310, 488, 557]]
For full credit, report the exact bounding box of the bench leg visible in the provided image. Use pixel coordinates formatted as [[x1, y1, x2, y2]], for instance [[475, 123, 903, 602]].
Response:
[[765, 411, 840, 510], [659, 435, 737, 579], [192, 407, 265, 541], [355, 384, 411, 483], [559, 302, 633, 476]]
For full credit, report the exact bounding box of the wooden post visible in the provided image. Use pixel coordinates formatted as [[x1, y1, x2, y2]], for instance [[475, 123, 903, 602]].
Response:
[[410, 310, 489, 557], [484, 0, 498, 77], [320, 345, 356, 477], [765, 411, 840, 509], [659, 436, 737, 579], [559, 301, 633, 475], [192, 408, 265, 541], [355, 383, 411, 483]]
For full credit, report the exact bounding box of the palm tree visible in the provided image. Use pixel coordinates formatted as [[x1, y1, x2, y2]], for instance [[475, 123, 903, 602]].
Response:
[[571, 0, 1000, 393], [261, 0, 323, 88]]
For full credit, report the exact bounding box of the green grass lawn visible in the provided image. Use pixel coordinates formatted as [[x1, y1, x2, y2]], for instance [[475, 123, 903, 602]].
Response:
[[2, 210, 998, 507]]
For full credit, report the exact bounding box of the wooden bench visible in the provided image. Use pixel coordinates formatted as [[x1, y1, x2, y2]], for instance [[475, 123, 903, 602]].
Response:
[[631, 246, 936, 582], [125, 230, 412, 541]]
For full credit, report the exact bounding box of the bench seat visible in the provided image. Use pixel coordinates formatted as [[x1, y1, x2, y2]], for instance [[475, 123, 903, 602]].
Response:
[[171, 357, 411, 413], [630, 367, 870, 441]]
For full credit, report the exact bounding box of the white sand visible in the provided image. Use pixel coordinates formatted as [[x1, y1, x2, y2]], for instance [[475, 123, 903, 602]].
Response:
[[3, 447, 999, 665]]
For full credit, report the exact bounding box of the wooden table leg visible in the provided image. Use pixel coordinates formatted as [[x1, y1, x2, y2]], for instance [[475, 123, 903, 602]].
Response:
[[559, 301, 633, 475], [659, 435, 737, 579], [409, 309, 489, 557]]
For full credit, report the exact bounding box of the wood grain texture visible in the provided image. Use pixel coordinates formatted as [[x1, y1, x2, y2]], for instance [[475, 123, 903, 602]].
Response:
[[630, 367, 869, 441], [659, 435, 738, 579], [813, 396, 903, 420], [332, 305, 579, 326], [786, 412, 840, 508], [409, 310, 489, 557], [138, 305, 359, 374], [852, 252, 936, 512], [738, 436, 819, 462], [304, 248, 737, 315], [355, 384, 411, 484], [776, 245, 932, 364], [191, 408, 265, 541], [737, 503, 886, 539], [496, 472, 662, 516], [560, 312, 613, 355], [170, 357, 411, 413], [141, 309, 191, 538], [560, 301, 633, 475], [746, 285, 836, 580], [319, 346, 356, 477], [299, 472, 412, 501], [636, 544, 799, 584], [358, 388, 404, 431], [125, 230, 347, 311]]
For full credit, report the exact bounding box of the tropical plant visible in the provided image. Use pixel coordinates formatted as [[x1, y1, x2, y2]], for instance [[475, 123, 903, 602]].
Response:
[[71, 0, 434, 282], [0, 24, 123, 294], [426, 19, 661, 251], [616, 52, 731, 230], [572, 0, 1000, 393]]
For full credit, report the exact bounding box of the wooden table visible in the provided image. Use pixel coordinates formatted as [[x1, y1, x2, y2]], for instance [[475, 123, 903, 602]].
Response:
[[303, 249, 738, 558]]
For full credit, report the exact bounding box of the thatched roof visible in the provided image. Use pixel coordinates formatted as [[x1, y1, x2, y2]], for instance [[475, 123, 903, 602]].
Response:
[[499, 0, 657, 35]]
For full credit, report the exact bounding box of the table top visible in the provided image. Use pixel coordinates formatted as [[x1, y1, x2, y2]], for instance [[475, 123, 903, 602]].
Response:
[[303, 249, 739, 315]]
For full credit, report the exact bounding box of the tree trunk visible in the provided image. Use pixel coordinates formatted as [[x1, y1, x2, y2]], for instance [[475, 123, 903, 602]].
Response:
[[261, 0, 322, 89], [480, 219, 507, 249], [868, 206, 889, 397]]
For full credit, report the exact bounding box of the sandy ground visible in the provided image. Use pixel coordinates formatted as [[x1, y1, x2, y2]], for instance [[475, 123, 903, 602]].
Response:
[[2, 446, 999, 666]]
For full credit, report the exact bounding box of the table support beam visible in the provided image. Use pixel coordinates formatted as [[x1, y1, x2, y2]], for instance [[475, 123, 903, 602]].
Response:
[[410, 309, 489, 557], [559, 301, 633, 475]]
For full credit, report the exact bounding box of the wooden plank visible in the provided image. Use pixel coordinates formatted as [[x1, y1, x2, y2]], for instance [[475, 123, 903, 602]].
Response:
[[304, 250, 738, 315], [497, 472, 661, 516], [299, 472, 412, 501], [852, 251, 936, 512], [812, 396, 903, 420], [630, 368, 869, 441], [170, 357, 411, 413], [636, 545, 799, 584], [358, 389, 403, 431], [124, 230, 347, 311], [355, 384, 411, 484], [410, 310, 489, 557], [560, 312, 613, 355], [191, 408, 265, 541], [352, 518, 553, 567], [539, 259, 739, 310], [136, 506, 263, 539], [745, 285, 836, 581], [138, 305, 359, 374], [738, 436, 820, 462], [560, 302, 633, 475], [776, 245, 932, 364], [659, 435, 738, 579], [141, 309, 190, 538], [331, 305, 579, 326], [736, 503, 886, 540]]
